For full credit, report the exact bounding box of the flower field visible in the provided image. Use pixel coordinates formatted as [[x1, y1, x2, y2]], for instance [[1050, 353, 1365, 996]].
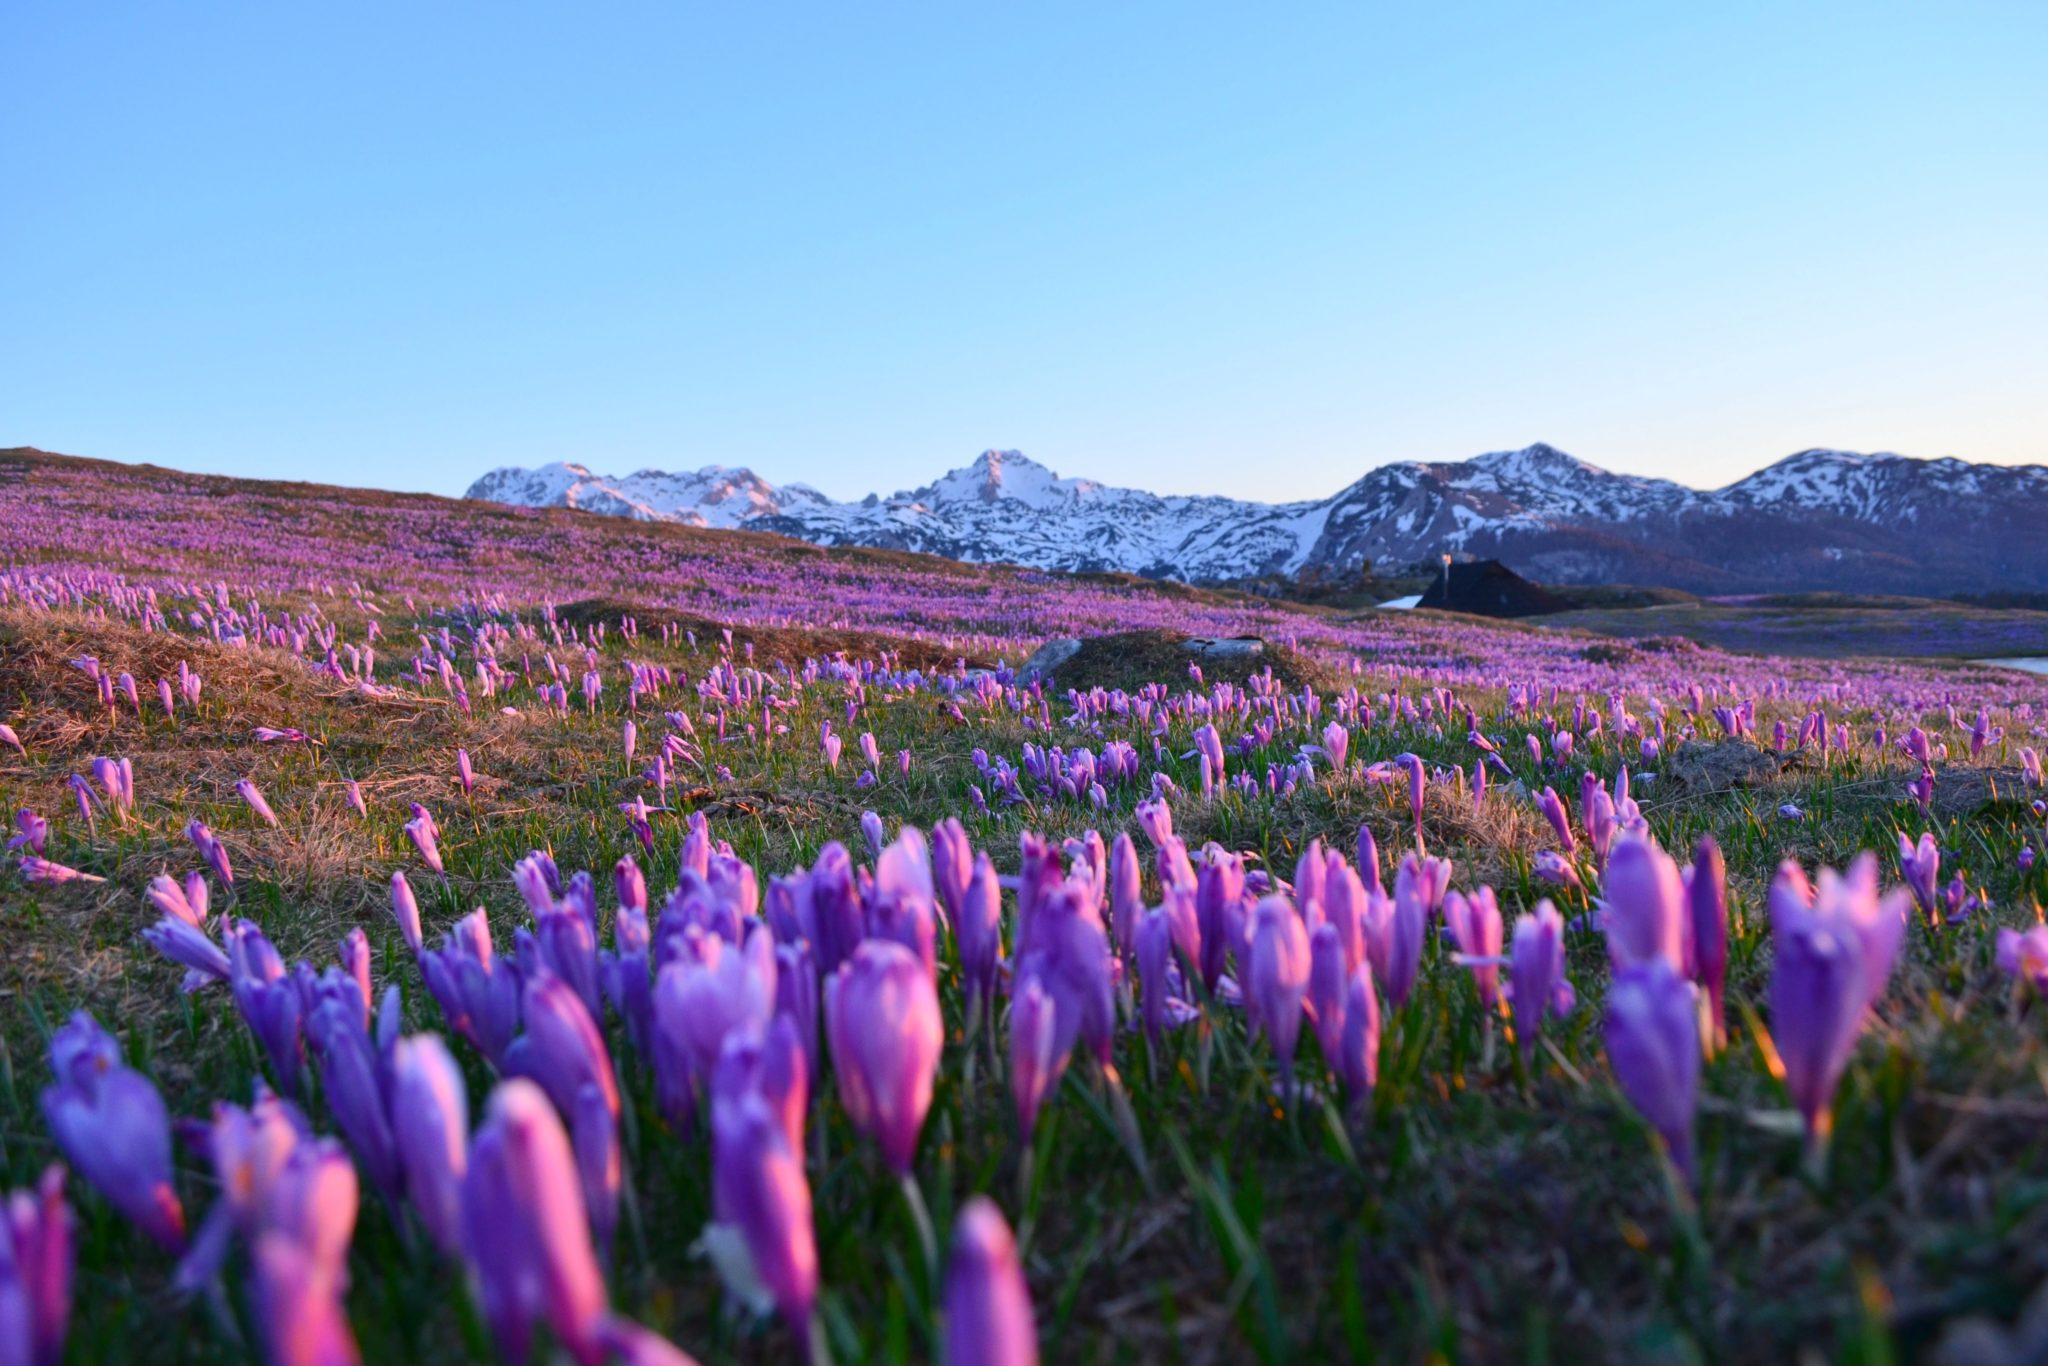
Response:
[[3, 449, 2047, 1363]]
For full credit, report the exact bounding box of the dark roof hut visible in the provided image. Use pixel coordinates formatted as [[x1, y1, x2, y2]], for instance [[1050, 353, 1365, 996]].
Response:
[[1418, 559, 1572, 618]]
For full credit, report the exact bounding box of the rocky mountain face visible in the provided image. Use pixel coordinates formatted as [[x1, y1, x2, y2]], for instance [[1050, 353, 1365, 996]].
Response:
[[464, 444, 2048, 595]]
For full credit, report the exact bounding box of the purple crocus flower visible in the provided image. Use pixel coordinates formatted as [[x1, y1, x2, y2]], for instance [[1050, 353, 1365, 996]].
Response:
[[1604, 959, 1700, 1180], [1537, 786, 1575, 854], [186, 820, 233, 886], [236, 778, 279, 828], [1685, 838, 1728, 1043], [0, 723, 22, 756], [1997, 925, 2048, 994], [710, 1015, 809, 1156], [1532, 850, 1582, 892], [1600, 833, 1686, 972], [1906, 766, 1935, 816], [456, 749, 476, 795], [1338, 961, 1381, 1100], [708, 1083, 819, 1336], [1135, 906, 1180, 1045], [651, 925, 776, 1128], [1008, 976, 1060, 1141], [1306, 924, 1348, 1070], [1319, 854, 1368, 978], [305, 988, 403, 1209], [1134, 796, 1172, 849], [389, 871, 423, 956], [509, 972, 620, 1135], [91, 757, 134, 818], [39, 1014, 186, 1253], [869, 828, 939, 980], [1397, 752, 1426, 835], [461, 1079, 608, 1366], [1355, 825, 1381, 896], [931, 817, 974, 927], [530, 906, 604, 1024], [1509, 902, 1571, 1064], [251, 727, 311, 745], [1321, 720, 1350, 772], [1107, 833, 1143, 964], [825, 940, 943, 1175], [945, 1198, 1038, 1366], [144, 871, 209, 928], [1767, 854, 1909, 1164], [252, 1227, 362, 1366], [404, 812, 445, 875], [418, 909, 522, 1067], [1445, 887, 1505, 1008], [1246, 897, 1311, 1086], [226, 921, 306, 1097], [343, 779, 368, 818], [1896, 831, 1940, 923], [17, 857, 102, 886], [1367, 858, 1430, 1008], [9, 808, 49, 856], [0, 1164, 73, 1366], [1193, 846, 1245, 995], [140, 913, 231, 993], [800, 843, 867, 980], [390, 1034, 468, 1255], [1011, 874, 1116, 1070]]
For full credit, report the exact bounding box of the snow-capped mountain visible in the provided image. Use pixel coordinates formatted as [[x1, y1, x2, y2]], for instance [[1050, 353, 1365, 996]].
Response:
[[465, 444, 2048, 594]]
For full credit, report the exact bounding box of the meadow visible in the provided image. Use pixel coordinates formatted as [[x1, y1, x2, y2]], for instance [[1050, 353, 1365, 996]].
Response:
[[3, 449, 2047, 1364]]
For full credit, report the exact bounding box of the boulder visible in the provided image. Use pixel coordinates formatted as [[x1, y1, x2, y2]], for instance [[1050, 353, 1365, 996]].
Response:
[[1018, 638, 1083, 682]]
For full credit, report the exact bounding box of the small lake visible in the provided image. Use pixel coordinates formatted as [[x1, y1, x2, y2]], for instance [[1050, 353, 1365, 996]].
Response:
[[1971, 656, 2048, 675]]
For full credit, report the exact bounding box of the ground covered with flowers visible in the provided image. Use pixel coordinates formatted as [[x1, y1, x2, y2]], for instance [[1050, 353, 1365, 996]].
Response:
[[4, 449, 2048, 1364]]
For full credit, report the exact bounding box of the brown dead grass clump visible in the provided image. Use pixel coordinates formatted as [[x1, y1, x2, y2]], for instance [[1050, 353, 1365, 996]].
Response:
[[548, 597, 983, 673]]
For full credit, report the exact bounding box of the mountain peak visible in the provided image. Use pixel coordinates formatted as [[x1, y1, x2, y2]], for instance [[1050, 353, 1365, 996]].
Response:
[[466, 444, 2048, 595]]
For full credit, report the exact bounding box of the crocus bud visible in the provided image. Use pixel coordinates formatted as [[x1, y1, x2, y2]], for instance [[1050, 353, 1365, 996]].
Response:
[[1604, 960, 1700, 1180], [1009, 976, 1061, 1141], [932, 817, 974, 927], [825, 941, 943, 1175], [945, 1198, 1038, 1366], [1108, 833, 1143, 963], [1338, 963, 1381, 1099], [389, 872, 423, 955], [391, 1034, 468, 1255], [236, 778, 279, 828], [1537, 787, 1575, 854], [1246, 897, 1310, 1086], [709, 1090, 818, 1334], [1509, 902, 1571, 1064], [462, 1080, 608, 1366], [252, 1230, 361, 1366], [1306, 924, 1348, 1069], [1600, 833, 1685, 972], [512, 972, 619, 1130], [1685, 838, 1727, 1041], [1, 1164, 73, 1366]]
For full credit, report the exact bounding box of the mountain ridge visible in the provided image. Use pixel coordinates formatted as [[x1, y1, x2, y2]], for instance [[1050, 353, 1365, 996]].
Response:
[[466, 444, 2048, 595]]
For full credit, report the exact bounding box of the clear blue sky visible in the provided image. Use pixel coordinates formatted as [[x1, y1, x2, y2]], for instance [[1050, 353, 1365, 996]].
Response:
[[4, 2, 2043, 502]]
